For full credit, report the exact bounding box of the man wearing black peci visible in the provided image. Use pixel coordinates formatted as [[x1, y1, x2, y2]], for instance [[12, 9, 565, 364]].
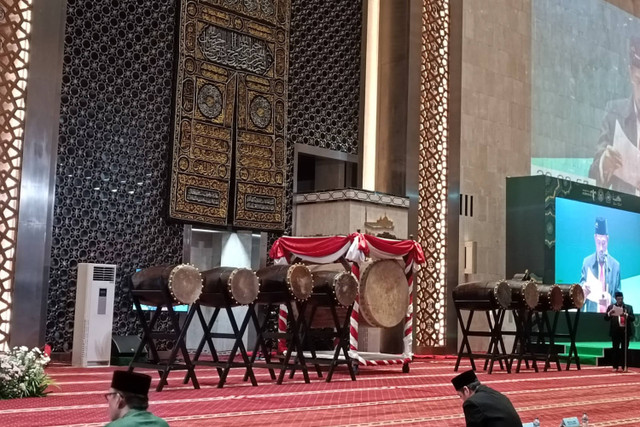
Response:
[[605, 291, 635, 373], [451, 370, 521, 427], [104, 370, 169, 426], [580, 217, 621, 313]]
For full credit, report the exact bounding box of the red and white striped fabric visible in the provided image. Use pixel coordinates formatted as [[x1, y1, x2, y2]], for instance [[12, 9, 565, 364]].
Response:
[[270, 234, 425, 367], [268, 234, 367, 265], [349, 234, 424, 365]]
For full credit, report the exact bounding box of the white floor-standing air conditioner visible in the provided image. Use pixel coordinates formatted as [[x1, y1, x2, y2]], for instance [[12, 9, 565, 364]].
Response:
[[72, 263, 116, 367]]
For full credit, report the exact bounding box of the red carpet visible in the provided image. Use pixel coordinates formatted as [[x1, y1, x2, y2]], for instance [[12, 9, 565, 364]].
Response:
[[0, 360, 638, 426]]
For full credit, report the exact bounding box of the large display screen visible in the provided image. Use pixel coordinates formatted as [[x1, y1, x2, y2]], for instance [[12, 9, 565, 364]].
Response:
[[555, 197, 640, 312], [532, 0, 640, 194]]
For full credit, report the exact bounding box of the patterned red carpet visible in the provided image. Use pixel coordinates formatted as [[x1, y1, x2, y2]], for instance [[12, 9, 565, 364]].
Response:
[[0, 359, 638, 426]]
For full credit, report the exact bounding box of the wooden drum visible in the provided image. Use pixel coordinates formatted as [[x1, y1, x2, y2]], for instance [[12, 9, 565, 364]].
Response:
[[303, 264, 359, 329], [199, 267, 260, 306], [556, 284, 585, 310], [131, 264, 203, 306], [534, 284, 563, 312], [255, 263, 313, 301], [504, 279, 539, 310], [308, 263, 359, 307], [359, 259, 409, 328], [452, 281, 512, 311]]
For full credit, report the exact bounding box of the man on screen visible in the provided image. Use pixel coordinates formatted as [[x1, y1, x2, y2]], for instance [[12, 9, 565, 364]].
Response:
[[580, 217, 621, 313], [589, 36, 640, 194]]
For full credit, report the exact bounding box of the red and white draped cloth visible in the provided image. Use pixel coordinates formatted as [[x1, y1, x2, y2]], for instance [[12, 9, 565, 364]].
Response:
[[269, 234, 425, 366]]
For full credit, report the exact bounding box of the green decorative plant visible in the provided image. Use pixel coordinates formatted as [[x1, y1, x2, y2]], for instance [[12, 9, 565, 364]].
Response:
[[0, 346, 55, 399]]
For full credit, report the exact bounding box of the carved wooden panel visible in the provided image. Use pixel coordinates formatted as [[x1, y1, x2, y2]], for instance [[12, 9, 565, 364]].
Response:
[[416, 0, 449, 349], [0, 0, 33, 351]]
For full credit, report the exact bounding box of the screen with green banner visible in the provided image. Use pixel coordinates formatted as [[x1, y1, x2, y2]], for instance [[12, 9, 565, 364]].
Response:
[[555, 196, 640, 312]]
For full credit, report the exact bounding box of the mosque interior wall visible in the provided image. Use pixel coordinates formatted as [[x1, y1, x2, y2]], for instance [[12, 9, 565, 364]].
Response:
[[457, 0, 532, 351], [45, 0, 364, 354]]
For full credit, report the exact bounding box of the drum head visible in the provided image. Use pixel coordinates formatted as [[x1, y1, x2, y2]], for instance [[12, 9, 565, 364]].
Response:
[[549, 285, 563, 311], [287, 263, 313, 300], [570, 284, 585, 309], [494, 281, 512, 309], [228, 268, 260, 305], [333, 271, 359, 307], [360, 259, 409, 328], [522, 280, 539, 309], [168, 264, 203, 304]]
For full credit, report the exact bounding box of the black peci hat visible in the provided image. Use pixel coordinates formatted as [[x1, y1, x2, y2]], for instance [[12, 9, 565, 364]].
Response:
[[615, 291, 623, 298], [111, 370, 152, 396], [451, 370, 478, 391], [595, 217, 608, 235]]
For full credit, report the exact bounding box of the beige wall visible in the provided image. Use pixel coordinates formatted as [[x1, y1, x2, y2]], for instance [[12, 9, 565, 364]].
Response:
[[457, 0, 531, 351]]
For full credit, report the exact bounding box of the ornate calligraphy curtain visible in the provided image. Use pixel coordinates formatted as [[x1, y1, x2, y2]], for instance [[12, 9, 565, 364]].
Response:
[[170, 0, 289, 231]]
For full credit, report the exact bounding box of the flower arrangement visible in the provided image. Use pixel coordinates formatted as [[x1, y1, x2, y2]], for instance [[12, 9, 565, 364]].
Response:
[[0, 346, 55, 399]]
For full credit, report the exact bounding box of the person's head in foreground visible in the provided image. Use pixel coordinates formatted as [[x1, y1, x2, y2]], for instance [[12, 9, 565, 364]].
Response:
[[451, 369, 522, 426], [451, 369, 480, 402], [106, 370, 152, 421]]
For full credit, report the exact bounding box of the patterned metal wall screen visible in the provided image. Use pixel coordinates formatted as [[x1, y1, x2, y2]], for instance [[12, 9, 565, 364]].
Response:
[[416, 0, 449, 348], [48, 0, 183, 352], [275, 0, 362, 243], [287, 0, 362, 155], [170, 0, 290, 231], [0, 0, 33, 351]]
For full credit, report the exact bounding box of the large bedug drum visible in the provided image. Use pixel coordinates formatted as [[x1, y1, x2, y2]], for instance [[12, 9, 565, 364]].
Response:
[[359, 259, 409, 328], [556, 284, 584, 310], [534, 284, 564, 312], [199, 267, 260, 306], [255, 263, 313, 301], [504, 279, 539, 310], [453, 281, 511, 311], [131, 264, 203, 306]]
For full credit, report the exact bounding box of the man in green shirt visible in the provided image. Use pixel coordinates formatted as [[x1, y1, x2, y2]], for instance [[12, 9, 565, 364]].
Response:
[[105, 370, 169, 426]]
